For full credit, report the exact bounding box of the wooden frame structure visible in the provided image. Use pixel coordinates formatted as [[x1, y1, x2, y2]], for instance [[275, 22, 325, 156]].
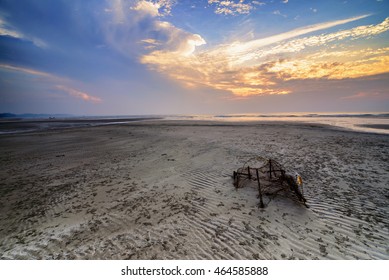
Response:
[[233, 157, 307, 208]]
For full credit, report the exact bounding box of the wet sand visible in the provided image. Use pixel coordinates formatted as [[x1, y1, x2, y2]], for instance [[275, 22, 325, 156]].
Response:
[[356, 124, 389, 130], [0, 120, 388, 259]]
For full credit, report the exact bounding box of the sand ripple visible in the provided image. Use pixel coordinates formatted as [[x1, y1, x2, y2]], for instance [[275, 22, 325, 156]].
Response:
[[0, 122, 388, 259]]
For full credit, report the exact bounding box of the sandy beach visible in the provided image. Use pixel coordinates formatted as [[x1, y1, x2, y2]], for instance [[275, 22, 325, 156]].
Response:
[[0, 120, 388, 259]]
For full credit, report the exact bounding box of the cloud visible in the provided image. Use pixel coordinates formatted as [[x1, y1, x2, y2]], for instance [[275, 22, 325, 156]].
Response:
[[104, 0, 207, 57], [269, 49, 389, 80], [341, 92, 370, 99], [245, 17, 389, 61], [0, 16, 47, 48], [154, 0, 176, 16], [151, 21, 206, 55], [131, 0, 175, 17], [224, 14, 370, 60], [273, 10, 287, 17], [107, 0, 126, 23], [132, 1, 160, 17], [141, 47, 289, 96], [56, 85, 102, 103], [341, 91, 389, 100], [140, 15, 389, 97], [208, 0, 255, 15], [0, 64, 53, 78], [253, 1, 265, 5], [108, 0, 174, 22], [102, 0, 190, 58], [0, 64, 101, 103]]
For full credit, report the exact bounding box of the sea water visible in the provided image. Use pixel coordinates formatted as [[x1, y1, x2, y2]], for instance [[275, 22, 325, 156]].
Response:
[[1, 113, 388, 135], [164, 112, 389, 135]]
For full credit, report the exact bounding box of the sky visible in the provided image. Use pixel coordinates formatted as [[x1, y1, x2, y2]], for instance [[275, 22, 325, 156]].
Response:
[[0, 0, 388, 115]]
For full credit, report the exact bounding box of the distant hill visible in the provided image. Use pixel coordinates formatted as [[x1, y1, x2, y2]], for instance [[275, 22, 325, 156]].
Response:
[[0, 113, 72, 119], [0, 113, 17, 118]]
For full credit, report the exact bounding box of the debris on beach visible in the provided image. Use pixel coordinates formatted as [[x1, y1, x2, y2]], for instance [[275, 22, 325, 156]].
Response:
[[233, 157, 308, 208]]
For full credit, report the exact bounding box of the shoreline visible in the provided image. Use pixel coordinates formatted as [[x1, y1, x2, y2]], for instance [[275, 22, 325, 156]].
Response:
[[0, 120, 388, 259], [1, 118, 389, 136]]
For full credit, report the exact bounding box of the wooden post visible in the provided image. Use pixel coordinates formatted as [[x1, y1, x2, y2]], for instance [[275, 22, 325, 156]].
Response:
[[256, 169, 264, 208], [247, 166, 251, 180]]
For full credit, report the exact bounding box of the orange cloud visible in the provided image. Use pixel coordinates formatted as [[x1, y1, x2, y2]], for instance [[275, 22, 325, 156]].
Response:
[[140, 16, 389, 97], [0, 64, 102, 104], [270, 49, 389, 80], [56, 85, 102, 103], [0, 64, 53, 77], [341, 92, 389, 100]]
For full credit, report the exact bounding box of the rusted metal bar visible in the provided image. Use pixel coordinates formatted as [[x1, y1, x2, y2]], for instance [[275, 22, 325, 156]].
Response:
[[256, 168, 264, 208], [269, 159, 272, 179], [270, 169, 284, 173], [233, 157, 307, 208]]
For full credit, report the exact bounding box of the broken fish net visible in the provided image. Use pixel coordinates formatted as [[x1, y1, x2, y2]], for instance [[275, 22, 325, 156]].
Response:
[[233, 156, 308, 208]]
